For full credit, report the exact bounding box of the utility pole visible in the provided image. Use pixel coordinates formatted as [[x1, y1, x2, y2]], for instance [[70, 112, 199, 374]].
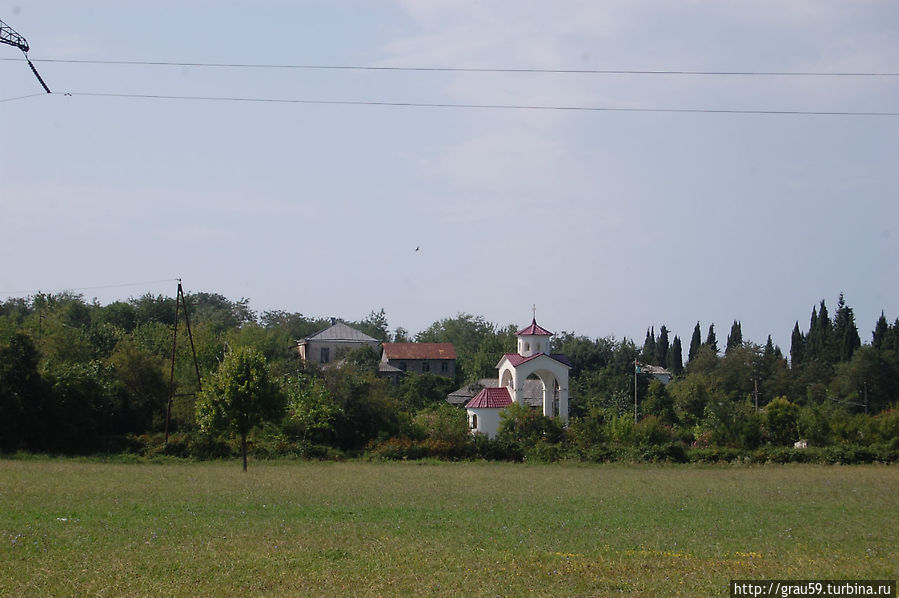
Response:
[[164, 279, 203, 444], [634, 359, 639, 423]]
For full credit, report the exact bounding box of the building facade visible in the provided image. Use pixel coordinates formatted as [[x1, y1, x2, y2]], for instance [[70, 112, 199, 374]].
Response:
[[297, 321, 380, 365]]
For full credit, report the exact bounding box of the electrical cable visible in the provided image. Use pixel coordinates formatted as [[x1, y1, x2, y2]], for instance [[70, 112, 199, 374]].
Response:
[[60, 91, 899, 117], [4, 57, 899, 77], [0, 278, 179, 297]]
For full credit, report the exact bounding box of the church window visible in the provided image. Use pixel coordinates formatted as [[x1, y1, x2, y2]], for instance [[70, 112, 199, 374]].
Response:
[[525, 342, 530, 352], [470, 414, 478, 429]]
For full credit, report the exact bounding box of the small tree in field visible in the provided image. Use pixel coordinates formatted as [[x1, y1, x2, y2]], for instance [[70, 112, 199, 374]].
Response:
[[196, 347, 284, 471]]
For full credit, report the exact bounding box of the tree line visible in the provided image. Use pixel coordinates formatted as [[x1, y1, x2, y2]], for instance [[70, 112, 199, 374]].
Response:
[[0, 290, 897, 463]]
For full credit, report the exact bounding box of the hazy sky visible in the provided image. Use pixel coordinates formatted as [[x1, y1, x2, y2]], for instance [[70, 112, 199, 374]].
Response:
[[2, 1, 897, 351]]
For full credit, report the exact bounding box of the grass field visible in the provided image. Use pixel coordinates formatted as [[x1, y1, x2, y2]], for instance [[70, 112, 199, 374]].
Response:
[[1, 459, 896, 597]]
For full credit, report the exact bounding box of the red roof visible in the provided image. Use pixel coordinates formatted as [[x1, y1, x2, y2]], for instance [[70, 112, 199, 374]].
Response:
[[500, 353, 543, 367], [465, 387, 512, 409], [517, 319, 553, 336], [499, 353, 573, 368], [382, 343, 457, 360]]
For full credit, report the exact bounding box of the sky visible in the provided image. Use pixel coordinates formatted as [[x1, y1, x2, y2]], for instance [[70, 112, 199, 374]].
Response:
[[1, 1, 897, 352]]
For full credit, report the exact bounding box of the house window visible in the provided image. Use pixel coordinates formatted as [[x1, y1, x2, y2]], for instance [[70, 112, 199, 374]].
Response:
[[399, 361, 407, 372], [320, 347, 330, 363], [440, 361, 448, 373], [422, 360, 430, 372], [470, 414, 478, 429]]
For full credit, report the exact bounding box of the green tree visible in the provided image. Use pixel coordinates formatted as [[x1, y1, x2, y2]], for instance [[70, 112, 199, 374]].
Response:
[[284, 374, 341, 446], [726, 320, 742, 354], [106, 338, 168, 434], [655, 325, 670, 368], [416, 314, 497, 381], [705, 324, 718, 354], [412, 404, 470, 455], [668, 373, 713, 427], [196, 347, 285, 470], [642, 327, 657, 364], [832, 293, 860, 363], [688, 322, 702, 362], [872, 312, 890, 350], [641, 379, 675, 425], [396, 373, 457, 412], [702, 399, 761, 448], [0, 333, 49, 451], [496, 402, 563, 460], [667, 335, 684, 376], [393, 327, 411, 343], [790, 322, 805, 367], [762, 396, 800, 445], [355, 308, 390, 342]]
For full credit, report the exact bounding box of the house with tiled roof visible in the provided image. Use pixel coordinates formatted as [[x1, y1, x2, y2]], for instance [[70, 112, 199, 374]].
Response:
[[378, 342, 456, 383], [297, 320, 380, 366], [464, 315, 571, 438]]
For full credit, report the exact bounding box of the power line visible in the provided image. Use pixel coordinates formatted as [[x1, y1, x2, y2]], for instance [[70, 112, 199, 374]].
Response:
[[60, 91, 899, 117], [0, 91, 49, 103], [4, 57, 899, 77], [0, 278, 179, 297]]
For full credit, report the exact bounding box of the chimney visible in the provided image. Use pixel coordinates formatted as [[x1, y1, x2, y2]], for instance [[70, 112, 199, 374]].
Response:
[[330, 317, 336, 326]]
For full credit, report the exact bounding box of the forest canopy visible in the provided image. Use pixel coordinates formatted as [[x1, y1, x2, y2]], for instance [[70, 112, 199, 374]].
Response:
[[1, 290, 897, 462]]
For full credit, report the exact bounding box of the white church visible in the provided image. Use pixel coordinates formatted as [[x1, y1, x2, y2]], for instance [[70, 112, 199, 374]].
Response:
[[465, 316, 571, 438]]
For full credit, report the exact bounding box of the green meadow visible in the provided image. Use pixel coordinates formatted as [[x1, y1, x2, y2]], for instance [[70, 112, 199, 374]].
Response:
[[1, 460, 896, 597]]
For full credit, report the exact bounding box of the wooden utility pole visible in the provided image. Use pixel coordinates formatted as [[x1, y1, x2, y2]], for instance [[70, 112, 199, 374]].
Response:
[[634, 359, 639, 423], [164, 280, 203, 444]]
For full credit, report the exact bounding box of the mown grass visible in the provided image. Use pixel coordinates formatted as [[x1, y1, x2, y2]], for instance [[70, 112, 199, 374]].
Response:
[[1, 460, 896, 597]]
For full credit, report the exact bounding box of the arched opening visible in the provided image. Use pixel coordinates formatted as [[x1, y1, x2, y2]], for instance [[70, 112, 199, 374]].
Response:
[[470, 413, 478, 429]]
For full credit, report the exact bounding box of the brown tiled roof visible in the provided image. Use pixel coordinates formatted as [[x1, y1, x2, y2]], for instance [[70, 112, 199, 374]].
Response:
[[382, 342, 456, 360], [465, 387, 512, 409]]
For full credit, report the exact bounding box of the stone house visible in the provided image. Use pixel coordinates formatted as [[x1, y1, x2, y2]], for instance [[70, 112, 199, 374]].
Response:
[[297, 320, 380, 366]]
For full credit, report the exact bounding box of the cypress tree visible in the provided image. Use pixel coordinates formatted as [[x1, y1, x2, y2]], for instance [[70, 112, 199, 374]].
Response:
[[689, 322, 702, 362], [790, 322, 804, 367], [816, 300, 833, 363], [832, 293, 860, 362], [642, 327, 656, 364], [872, 312, 889, 350], [805, 305, 822, 362], [726, 320, 743, 353], [656, 325, 670, 367], [668, 335, 684, 375], [705, 324, 718, 354]]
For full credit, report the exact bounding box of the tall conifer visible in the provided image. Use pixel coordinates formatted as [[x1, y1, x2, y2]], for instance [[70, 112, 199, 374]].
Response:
[[726, 320, 743, 353], [642, 327, 656, 364], [705, 324, 718, 354], [790, 322, 804, 367], [872, 312, 889, 350], [689, 322, 702, 362], [832, 293, 860, 362], [668, 335, 684, 375], [656, 325, 670, 367]]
